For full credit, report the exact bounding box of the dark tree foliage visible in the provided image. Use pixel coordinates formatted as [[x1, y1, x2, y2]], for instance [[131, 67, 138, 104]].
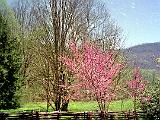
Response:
[[0, 13, 21, 109]]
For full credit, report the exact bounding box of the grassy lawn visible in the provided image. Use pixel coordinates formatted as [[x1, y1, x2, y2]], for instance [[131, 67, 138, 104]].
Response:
[[69, 99, 134, 112], [0, 99, 134, 114], [109, 99, 134, 111]]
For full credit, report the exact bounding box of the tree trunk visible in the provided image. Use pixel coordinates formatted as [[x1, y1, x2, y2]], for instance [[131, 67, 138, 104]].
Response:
[[55, 96, 61, 111], [61, 100, 69, 111]]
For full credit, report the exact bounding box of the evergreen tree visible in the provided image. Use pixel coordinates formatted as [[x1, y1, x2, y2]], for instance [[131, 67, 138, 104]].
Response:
[[0, 12, 21, 109]]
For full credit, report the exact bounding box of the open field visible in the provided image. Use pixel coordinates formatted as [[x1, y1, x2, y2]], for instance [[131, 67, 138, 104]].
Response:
[[0, 99, 134, 114]]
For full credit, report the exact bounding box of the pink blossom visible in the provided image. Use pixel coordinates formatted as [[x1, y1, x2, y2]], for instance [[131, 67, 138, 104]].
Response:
[[141, 96, 152, 102], [69, 40, 77, 53], [127, 68, 147, 98], [59, 40, 123, 110]]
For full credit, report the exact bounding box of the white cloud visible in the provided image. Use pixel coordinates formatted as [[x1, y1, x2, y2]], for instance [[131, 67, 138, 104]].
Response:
[[131, 1, 136, 9], [120, 12, 127, 16]]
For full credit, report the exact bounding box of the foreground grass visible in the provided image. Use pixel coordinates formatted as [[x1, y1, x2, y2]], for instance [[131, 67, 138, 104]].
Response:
[[69, 99, 134, 112], [0, 99, 134, 114]]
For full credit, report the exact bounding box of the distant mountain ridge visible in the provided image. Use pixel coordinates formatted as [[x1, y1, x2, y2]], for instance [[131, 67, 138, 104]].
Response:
[[124, 42, 160, 70]]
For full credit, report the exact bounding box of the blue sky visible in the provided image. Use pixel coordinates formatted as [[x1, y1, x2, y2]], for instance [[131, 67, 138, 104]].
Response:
[[105, 0, 160, 47], [7, 0, 160, 48]]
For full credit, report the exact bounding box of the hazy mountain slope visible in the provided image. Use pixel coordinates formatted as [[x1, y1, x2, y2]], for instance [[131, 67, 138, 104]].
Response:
[[124, 42, 160, 70]]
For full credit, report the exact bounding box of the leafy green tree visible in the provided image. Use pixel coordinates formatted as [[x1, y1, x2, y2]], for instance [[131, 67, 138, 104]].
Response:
[[0, 12, 21, 109]]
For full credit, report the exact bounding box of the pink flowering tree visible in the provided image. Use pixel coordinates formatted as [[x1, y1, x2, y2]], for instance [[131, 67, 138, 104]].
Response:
[[59, 40, 123, 111], [127, 67, 147, 112]]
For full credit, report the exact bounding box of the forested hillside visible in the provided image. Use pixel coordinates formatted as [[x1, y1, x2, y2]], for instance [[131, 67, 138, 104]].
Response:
[[124, 42, 160, 70]]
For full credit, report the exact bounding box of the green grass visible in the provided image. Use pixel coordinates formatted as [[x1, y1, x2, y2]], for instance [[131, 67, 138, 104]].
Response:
[[0, 100, 134, 114], [69, 99, 134, 112], [0, 102, 48, 114], [109, 99, 134, 111], [69, 101, 98, 112]]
